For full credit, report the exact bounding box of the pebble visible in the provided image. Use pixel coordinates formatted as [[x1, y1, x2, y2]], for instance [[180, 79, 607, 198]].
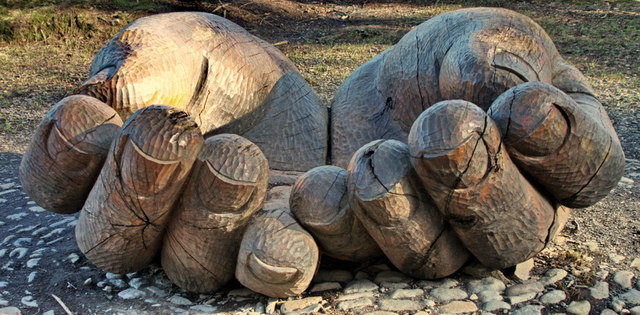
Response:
[[0, 307, 21, 315], [146, 286, 167, 298], [337, 297, 373, 310], [343, 279, 379, 293], [374, 271, 410, 283], [380, 281, 409, 289], [266, 298, 278, 314], [27, 272, 36, 283], [280, 296, 322, 313], [21, 296, 37, 308], [508, 292, 537, 305], [66, 253, 79, 263], [128, 278, 145, 289], [468, 277, 506, 294], [9, 248, 27, 259], [619, 289, 640, 304], [512, 304, 544, 315], [12, 238, 31, 247], [168, 295, 192, 306], [566, 300, 591, 315], [611, 297, 625, 312], [31, 227, 47, 236], [601, 309, 618, 315], [337, 292, 376, 301], [28, 206, 45, 212], [540, 290, 566, 304], [631, 258, 640, 269], [596, 270, 610, 280], [6, 212, 27, 220], [0, 249, 5, 258], [314, 269, 353, 283], [430, 287, 468, 302], [482, 300, 511, 312], [514, 259, 535, 280], [541, 269, 568, 285], [506, 282, 544, 296], [0, 298, 7, 306], [630, 306, 640, 315], [43, 311, 54, 315], [368, 312, 397, 315], [378, 299, 423, 311], [310, 282, 341, 292], [610, 253, 626, 264], [118, 288, 146, 300], [614, 271, 635, 289], [389, 288, 423, 299], [84, 278, 92, 286], [26, 258, 39, 268], [105, 272, 122, 280], [477, 290, 503, 302], [590, 281, 609, 299], [439, 300, 478, 314]]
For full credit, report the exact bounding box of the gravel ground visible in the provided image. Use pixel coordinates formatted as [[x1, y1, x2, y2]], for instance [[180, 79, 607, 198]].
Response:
[[0, 148, 639, 314]]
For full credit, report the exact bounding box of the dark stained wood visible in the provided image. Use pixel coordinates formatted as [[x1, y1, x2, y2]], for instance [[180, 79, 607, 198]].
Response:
[[78, 12, 327, 171], [290, 165, 382, 262], [19, 95, 122, 214], [408, 100, 556, 269], [236, 208, 319, 298], [347, 139, 470, 278], [330, 7, 622, 181], [161, 134, 269, 293], [488, 81, 625, 208], [75, 106, 203, 274]]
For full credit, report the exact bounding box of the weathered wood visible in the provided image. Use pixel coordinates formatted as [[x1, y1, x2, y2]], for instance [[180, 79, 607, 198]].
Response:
[[76, 106, 203, 274], [488, 82, 625, 208], [236, 208, 319, 298], [19, 95, 122, 214], [348, 139, 470, 278], [78, 12, 327, 171], [290, 165, 382, 262], [408, 100, 556, 269], [161, 134, 269, 293], [330, 7, 621, 177]]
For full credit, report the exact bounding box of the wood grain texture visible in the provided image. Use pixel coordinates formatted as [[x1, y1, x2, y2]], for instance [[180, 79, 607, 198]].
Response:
[[330, 7, 618, 171], [290, 165, 382, 262], [408, 100, 555, 269], [78, 12, 327, 171], [19, 95, 122, 214], [161, 134, 269, 293], [488, 82, 625, 208], [76, 105, 203, 274], [236, 208, 319, 298], [347, 139, 469, 278]]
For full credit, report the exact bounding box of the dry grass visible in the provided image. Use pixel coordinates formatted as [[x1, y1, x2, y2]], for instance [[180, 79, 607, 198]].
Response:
[[0, 0, 638, 153]]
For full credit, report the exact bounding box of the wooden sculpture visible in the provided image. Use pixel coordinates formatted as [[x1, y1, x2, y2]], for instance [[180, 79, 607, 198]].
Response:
[[19, 7, 625, 298]]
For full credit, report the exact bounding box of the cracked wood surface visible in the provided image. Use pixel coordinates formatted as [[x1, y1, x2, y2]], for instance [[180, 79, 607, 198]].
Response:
[[19, 95, 122, 214], [75, 106, 203, 274], [161, 134, 269, 293], [408, 101, 556, 269], [290, 165, 382, 262], [78, 12, 327, 171], [348, 139, 469, 278]]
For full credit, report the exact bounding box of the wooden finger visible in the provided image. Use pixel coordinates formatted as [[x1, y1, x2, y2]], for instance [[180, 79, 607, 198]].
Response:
[[161, 134, 269, 293], [19, 95, 122, 214], [489, 81, 625, 208], [76, 106, 203, 274], [290, 165, 382, 262], [409, 100, 556, 269], [348, 139, 469, 279], [236, 208, 319, 298]]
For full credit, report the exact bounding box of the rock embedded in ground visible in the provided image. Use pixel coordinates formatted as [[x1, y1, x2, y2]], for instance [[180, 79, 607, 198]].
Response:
[[482, 300, 511, 311], [468, 277, 507, 294], [430, 287, 468, 302], [118, 288, 146, 300], [613, 271, 635, 289], [540, 268, 568, 285], [540, 289, 566, 304], [514, 259, 535, 280], [343, 279, 379, 293], [506, 281, 544, 296], [566, 300, 591, 315], [439, 300, 478, 314], [378, 299, 424, 311], [280, 296, 323, 313], [590, 281, 610, 299], [337, 297, 374, 311], [389, 288, 424, 299], [619, 289, 640, 304], [512, 304, 545, 315], [310, 282, 342, 292]]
